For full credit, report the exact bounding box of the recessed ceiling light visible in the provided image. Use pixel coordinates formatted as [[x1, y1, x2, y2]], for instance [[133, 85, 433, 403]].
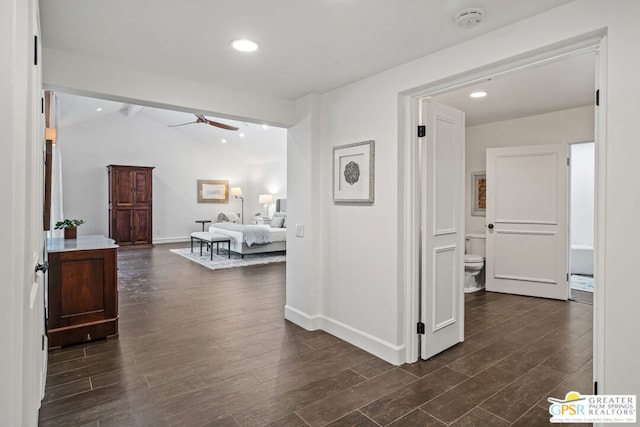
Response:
[[231, 39, 259, 53], [239, 132, 245, 138], [470, 91, 488, 98], [262, 124, 269, 130], [96, 107, 103, 112], [221, 139, 227, 144]]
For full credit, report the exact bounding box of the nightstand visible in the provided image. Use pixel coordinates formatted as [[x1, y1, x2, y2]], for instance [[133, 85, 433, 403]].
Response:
[[250, 216, 271, 225]]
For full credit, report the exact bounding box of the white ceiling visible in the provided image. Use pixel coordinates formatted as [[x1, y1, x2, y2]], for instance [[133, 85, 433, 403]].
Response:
[[435, 51, 595, 126], [45, 0, 594, 129], [40, 0, 576, 100]]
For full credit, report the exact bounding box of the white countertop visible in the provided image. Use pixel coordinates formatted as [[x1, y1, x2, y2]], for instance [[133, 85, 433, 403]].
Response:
[[47, 235, 119, 252]]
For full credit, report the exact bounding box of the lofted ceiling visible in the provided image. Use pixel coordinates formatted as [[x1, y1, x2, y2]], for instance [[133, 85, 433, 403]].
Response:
[[56, 93, 287, 165]]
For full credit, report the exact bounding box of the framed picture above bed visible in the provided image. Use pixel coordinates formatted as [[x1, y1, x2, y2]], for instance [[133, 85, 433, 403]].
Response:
[[333, 140, 375, 204], [197, 179, 229, 203]]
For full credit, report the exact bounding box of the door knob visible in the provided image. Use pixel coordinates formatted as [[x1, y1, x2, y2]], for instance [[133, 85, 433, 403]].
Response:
[[35, 261, 49, 273], [487, 224, 494, 229]]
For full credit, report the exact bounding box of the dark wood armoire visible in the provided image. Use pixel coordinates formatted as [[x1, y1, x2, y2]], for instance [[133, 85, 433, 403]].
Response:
[[107, 165, 154, 247]]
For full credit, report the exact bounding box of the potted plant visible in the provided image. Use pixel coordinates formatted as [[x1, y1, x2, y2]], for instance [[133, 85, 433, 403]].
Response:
[[54, 219, 85, 239]]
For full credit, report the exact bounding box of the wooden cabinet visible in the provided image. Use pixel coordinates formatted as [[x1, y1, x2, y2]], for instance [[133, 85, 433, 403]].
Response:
[[107, 165, 154, 247], [47, 236, 119, 348]]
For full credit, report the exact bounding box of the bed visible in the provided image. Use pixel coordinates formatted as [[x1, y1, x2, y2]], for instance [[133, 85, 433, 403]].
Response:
[[208, 199, 287, 257]]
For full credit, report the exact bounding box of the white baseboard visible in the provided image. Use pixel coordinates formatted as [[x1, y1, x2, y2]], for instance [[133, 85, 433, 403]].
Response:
[[284, 305, 406, 366], [284, 305, 322, 330], [153, 237, 190, 245]]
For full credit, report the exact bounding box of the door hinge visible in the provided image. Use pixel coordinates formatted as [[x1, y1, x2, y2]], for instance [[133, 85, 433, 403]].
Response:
[[41, 335, 45, 351], [567, 273, 569, 282], [41, 97, 44, 114], [417, 125, 426, 138], [594, 381, 598, 395], [417, 322, 425, 334], [596, 89, 599, 106], [567, 157, 570, 167], [34, 35, 38, 65]]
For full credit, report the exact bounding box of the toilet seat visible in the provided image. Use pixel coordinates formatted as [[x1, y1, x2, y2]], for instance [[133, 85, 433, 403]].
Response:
[[465, 254, 484, 263]]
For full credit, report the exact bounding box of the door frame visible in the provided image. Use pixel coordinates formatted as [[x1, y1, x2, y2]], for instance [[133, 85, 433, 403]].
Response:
[[400, 31, 607, 394]]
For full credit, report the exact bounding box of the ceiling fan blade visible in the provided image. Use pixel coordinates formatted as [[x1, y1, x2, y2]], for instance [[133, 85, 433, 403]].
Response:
[[169, 114, 239, 131], [167, 121, 198, 127], [203, 118, 239, 131]]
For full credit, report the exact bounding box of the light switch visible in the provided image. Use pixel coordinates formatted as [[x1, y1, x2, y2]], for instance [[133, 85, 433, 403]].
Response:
[[295, 224, 304, 238]]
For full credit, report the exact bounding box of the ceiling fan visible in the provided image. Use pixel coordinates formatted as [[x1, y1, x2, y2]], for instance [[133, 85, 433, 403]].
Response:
[[168, 114, 239, 131]]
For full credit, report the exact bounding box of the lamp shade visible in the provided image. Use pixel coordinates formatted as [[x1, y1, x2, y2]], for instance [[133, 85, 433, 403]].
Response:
[[258, 194, 273, 204], [45, 127, 57, 144], [231, 187, 243, 197]]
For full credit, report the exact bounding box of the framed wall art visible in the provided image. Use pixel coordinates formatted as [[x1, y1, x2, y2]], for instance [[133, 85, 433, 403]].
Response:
[[333, 140, 375, 204], [197, 179, 229, 203], [471, 171, 486, 216]]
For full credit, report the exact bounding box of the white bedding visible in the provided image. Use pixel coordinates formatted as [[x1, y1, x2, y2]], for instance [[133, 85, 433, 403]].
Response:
[[208, 224, 286, 246]]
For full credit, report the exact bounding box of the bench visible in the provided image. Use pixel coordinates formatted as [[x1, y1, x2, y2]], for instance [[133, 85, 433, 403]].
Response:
[[190, 232, 232, 260]]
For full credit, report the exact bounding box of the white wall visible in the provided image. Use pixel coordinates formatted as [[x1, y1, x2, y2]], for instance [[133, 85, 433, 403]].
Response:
[[289, 0, 640, 394], [465, 106, 594, 234], [285, 95, 323, 328], [247, 160, 288, 218], [58, 110, 286, 242]]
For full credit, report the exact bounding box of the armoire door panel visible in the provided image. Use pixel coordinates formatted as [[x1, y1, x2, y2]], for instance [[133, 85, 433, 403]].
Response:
[[114, 209, 133, 245], [114, 169, 133, 206], [134, 170, 152, 204], [133, 209, 152, 245]]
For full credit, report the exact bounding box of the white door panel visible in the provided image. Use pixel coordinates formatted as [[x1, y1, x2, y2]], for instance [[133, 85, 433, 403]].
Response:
[[494, 231, 558, 282], [494, 153, 558, 223], [486, 144, 568, 300], [420, 99, 465, 359], [432, 245, 457, 330]]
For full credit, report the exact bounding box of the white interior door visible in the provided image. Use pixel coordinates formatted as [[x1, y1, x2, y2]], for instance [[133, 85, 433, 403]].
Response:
[[420, 99, 465, 359], [485, 144, 568, 300]]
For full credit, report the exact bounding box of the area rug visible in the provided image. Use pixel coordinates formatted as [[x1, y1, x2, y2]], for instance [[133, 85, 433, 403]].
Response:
[[570, 274, 594, 292], [170, 247, 285, 270]]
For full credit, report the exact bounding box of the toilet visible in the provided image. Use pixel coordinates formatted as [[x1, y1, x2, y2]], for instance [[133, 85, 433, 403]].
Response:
[[464, 233, 486, 293]]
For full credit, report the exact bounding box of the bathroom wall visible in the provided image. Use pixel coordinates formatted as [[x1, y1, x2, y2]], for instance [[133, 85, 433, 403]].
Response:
[[465, 105, 594, 235]]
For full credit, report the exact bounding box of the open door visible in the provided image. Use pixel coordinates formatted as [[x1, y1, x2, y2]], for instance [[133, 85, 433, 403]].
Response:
[[485, 144, 568, 300], [419, 99, 465, 359]]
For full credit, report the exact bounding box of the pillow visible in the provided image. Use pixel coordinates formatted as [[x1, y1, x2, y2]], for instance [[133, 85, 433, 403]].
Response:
[[270, 216, 284, 228], [282, 217, 287, 228], [217, 211, 241, 223]]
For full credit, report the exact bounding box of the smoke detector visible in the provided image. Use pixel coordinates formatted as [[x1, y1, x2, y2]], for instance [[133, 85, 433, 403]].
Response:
[[455, 8, 484, 28]]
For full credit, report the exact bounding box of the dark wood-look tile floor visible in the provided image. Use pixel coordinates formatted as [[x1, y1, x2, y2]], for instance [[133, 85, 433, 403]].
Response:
[[39, 243, 593, 426]]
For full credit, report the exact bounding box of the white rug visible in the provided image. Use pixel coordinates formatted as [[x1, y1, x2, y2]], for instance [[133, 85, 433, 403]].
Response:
[[170, 247, 286, 270]]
